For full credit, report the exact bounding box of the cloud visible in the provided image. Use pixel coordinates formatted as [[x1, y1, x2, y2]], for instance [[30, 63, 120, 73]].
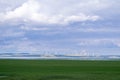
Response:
[[0, 38, 39, 52], [112, 41, 120, 48], [0, 0, 101, 24], [0, 0, 27, 12], [0, 0, 120, 55], [1, 30, 24, 37], [1, 0, 40, 21], [21, 26, 49, 31], [77, 39, 120, 48], [0, 0, 120, 25]]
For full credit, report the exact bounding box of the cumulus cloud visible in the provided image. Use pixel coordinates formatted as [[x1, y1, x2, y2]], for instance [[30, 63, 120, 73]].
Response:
[[0, 0, 27, 12], [0, 0, 120, 54], [0, 0, 101, 24]]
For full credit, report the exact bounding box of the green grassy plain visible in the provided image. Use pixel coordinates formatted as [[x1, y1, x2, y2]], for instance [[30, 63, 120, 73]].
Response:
[[0, 60, 120, 80]]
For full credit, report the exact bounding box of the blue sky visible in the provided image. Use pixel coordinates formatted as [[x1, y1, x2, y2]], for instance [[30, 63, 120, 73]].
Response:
[[0, 0, 120, 55]]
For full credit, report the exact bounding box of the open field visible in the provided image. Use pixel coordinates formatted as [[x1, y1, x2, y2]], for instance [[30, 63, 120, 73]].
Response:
[[0, 60, 120, 80]]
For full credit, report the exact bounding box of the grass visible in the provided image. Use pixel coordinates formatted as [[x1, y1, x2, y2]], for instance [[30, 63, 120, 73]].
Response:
[[0, 59, 120, 80]]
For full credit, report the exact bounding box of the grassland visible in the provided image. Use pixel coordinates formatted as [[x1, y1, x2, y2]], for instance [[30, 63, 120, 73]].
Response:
[[0, 59, 120, 80]]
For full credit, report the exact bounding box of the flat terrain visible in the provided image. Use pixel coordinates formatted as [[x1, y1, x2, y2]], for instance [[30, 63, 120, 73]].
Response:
[[0, 60, 120, 80]]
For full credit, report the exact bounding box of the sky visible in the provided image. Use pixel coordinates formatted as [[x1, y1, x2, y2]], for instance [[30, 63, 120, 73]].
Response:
[[0, 0, 120, 55]]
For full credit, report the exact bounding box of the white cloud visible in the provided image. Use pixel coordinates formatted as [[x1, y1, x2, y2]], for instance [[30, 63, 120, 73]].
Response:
[[77, 39, 119, 48], [0, 0, 27, 12], [1, 30, 24, 37], [0, 0, 101, 24], [0, 39, 39, 52], [64, 14, 100, 23], [112, 41, 120, 48], [20, 25, 49, 31], [0, 0, 120, 54], [4, 0, 40, 20]]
